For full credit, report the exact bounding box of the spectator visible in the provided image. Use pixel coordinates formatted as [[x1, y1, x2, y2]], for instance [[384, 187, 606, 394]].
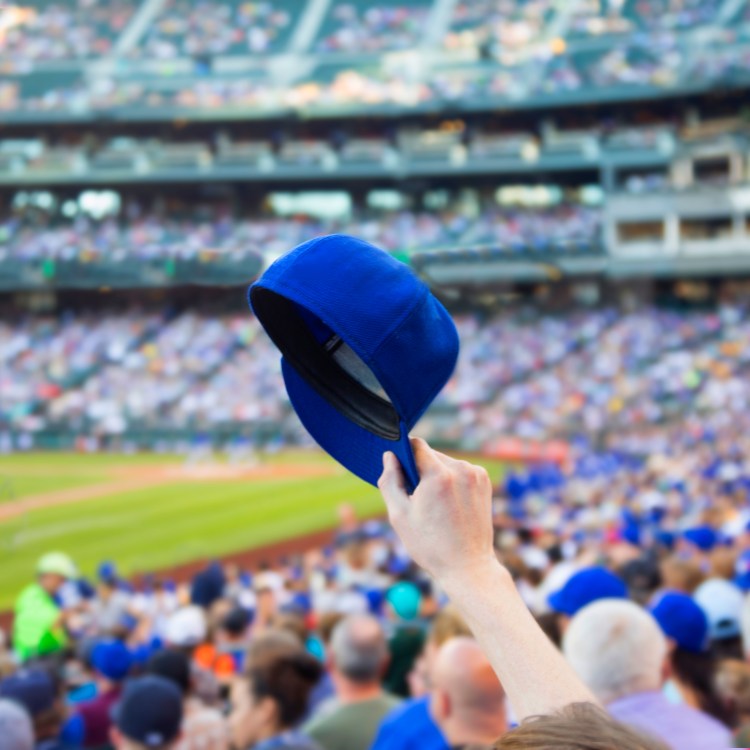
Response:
[[13, 553, 77, 661], [563, 599, 731, 749], [230, 651, 323, 750], [694, 578, 746, 660], [73, 639, 133, 748], [382, 582, 425, 697], [0, 668, 68, 750], [649, 591, 729, 723], [303, 615, 400, 750], [0, 698, 34, 750], [111, 676, 183, 750], [147, 649, 229, 750], [371, 606, 471, 750], [430, 637, 508, 749]]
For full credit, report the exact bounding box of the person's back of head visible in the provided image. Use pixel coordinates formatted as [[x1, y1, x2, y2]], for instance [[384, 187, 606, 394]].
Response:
[[496, 702, 669, 749], [0, 699, 34, 750], [563, 600, 666, 704], [111, 675, 183, 750], [329, 614, 388, 687], [431, 637, 507, 747]]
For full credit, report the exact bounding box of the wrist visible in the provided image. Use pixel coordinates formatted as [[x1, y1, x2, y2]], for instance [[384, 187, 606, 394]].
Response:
[[436, 554, 511, 598]]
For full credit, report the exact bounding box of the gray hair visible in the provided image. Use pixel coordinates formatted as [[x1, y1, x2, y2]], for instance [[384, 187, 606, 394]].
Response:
[[330, 614, 387, 683], [563, 599, 667, 705], [0, 699, 34, 750]]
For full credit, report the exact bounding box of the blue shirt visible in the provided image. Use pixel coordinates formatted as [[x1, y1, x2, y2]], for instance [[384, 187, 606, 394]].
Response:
[[369, 696, 449, 750], [254, 731, 322, 750]]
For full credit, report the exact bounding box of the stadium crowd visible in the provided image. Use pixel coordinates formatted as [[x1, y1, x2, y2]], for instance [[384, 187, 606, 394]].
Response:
[[6, 425, 750, 749], [0, 204, 601, 262]]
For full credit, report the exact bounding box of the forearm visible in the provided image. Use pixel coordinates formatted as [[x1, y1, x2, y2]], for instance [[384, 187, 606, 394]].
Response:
[[439, 558, 597, 720]]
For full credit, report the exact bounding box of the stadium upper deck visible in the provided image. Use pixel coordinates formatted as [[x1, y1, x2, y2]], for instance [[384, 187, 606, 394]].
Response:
[[1, 0, 749, 119]]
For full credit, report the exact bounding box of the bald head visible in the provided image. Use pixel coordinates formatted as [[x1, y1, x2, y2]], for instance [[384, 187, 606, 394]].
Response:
[[431, 638, 507, 745]]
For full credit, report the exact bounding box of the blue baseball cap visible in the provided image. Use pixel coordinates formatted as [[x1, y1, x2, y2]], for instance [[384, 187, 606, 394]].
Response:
[[649, 591, 709, 653], [736, 550, 750, 591], [250, 234, 459, 493], [682, 526, 718, 552], [548, 567, 627, 616], [113, 676, 183, 748], [92, 640, 132, 682]]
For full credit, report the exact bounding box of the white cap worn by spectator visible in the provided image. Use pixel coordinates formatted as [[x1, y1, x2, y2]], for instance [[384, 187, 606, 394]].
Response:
[[164, 606, 207, 648], [694, 578, 745, 641], [0, 699, 34, 750]]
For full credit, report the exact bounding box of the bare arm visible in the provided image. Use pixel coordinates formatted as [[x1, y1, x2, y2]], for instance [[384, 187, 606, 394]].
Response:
[[378, 439, 596, 720]]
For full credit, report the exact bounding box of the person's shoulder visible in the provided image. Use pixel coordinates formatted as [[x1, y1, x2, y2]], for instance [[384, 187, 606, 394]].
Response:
[[15, 583, 43, 605], [380, 696, 430, 727], [380, 692, 404, 711]]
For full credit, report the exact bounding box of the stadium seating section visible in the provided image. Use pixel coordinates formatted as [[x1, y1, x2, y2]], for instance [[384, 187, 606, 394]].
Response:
[[1, 0, 748, 112], [4, 304, 750, 452]]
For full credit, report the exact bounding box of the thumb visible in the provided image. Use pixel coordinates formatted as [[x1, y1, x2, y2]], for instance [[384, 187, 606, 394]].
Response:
[[378, 451, 409, 514]]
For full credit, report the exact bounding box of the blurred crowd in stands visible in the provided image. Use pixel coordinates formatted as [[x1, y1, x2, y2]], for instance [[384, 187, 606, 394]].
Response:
[[1, 0, 749, 114], [2, 302, 750, 452], [0, 204, 602, 263], [7, 443, 750, 749]]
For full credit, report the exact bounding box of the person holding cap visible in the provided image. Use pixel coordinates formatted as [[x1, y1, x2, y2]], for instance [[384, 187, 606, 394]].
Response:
[[111, 676, 183, 750], [70, 639, 133, 748], [13, 552, 77, 661]]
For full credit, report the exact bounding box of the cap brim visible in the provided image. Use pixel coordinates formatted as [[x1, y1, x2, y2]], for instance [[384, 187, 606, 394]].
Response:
[[282, 357, 419, 492]]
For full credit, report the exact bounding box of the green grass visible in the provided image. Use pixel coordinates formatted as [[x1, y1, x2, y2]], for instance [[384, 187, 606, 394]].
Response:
[[0, 451, 505, 609]]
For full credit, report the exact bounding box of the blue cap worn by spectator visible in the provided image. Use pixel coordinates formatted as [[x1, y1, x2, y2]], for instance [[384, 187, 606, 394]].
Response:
[[548, 567, 627, 617], [735, 549, 750, 591], [92, 640, 132, 682], [0, 669, 56, 716], [386, 582, 422, 621], [682, 526, 718, 552], [250, 234, 459, 493], [113, 676, 183, 748], [98, 561, 117, 583], [694, 578, 744, 641], [0, 699, 34, 750], [649, 592, 709, 653]]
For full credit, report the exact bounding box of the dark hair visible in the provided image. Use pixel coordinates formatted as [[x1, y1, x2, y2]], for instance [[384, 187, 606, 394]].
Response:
[[147, 649, 191, 695], [670, 648, 733, 726], [248, 652, 323, 729], [497, 702, 669, 749]]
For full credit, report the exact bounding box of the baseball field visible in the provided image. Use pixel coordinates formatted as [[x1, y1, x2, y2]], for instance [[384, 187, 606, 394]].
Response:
[[0, 450, 506, 609]]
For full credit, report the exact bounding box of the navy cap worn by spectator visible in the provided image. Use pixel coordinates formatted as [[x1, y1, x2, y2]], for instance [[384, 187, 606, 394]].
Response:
[[683, 526, 718, 552], [649, 591, 709, 653], [735, 549, 750, 591], [548, 567, 627, 617], [0, 668, 56, 716], [250, 234, 459, 493], [113, 676, 183, 748], [92, 640, 132, 682]]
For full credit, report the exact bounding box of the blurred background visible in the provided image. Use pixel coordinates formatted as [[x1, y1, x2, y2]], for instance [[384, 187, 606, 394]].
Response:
[[1, 0, 750, 599]]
